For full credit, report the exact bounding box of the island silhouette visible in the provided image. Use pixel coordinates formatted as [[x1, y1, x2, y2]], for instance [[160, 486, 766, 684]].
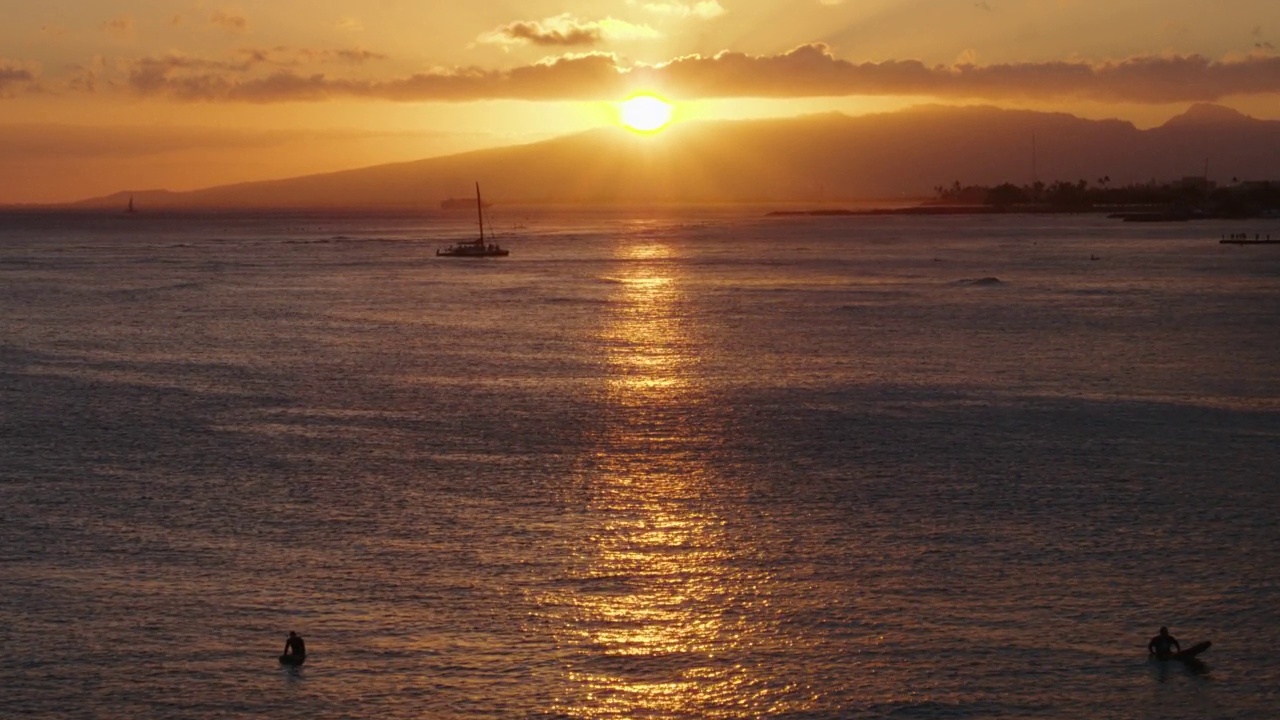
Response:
[[48, 103, 1280, 211]]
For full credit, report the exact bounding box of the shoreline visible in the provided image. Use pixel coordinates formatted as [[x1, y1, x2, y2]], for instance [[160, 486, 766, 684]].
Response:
[[766, 205, 1280, 221]]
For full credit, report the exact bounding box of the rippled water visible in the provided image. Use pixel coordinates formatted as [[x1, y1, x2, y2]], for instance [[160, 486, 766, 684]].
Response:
[[1, 209, 1278, 718]]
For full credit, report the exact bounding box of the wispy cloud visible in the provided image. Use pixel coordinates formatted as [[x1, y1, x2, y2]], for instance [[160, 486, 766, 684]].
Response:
[[210, 10, 249, 34], [96, 44, 1280, 105], [632, 1, 726, 19], [478, 14, 659, 47], [0, 60, 38, 96], [233, 47, 387, 67], [323, 48, 384, 65], [65, 60, 103, 93], [121, 51, 621, 102], [99, 15, 134, 38], [122, 47, 388, 100], [1254, 25, 1275, 52]]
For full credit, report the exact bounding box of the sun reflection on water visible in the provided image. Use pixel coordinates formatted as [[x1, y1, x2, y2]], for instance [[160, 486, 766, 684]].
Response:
[[542, 241, 795, 718], [601, 253, 692, 403]]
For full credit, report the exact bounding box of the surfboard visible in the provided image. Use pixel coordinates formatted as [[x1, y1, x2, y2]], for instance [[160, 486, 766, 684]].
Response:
[[279, 654, 306, 667], [1171, 640, 1211, 661]]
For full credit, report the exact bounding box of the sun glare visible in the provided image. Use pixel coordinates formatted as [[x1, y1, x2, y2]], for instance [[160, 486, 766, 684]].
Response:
[[619, 95, 674, 133]]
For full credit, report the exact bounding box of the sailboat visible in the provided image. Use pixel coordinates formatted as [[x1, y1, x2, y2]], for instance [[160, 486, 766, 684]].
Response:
[[125, 195, 137, 214], [436, 183, 509, 258]]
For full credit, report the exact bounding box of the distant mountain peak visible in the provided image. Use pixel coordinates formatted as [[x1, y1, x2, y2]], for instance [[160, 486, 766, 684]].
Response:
[[1163, 103, 1253, 127]]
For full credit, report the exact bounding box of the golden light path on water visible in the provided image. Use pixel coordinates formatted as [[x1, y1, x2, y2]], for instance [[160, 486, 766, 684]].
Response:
[[544, 240, 801, 718]]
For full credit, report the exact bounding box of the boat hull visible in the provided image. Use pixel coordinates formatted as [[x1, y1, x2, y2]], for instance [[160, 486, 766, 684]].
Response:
[[437, 244, 508, 257]]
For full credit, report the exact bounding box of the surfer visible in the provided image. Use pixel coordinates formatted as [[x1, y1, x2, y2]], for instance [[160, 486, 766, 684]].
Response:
[[1147, 626, 1181, 660], [282, 631, 306, 661]]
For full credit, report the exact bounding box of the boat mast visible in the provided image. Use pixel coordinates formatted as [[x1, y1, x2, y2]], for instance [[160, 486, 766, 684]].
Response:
[[475, 182, 485, 242]]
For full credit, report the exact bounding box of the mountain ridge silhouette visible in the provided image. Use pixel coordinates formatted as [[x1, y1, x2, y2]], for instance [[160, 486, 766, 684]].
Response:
[[59, 103, 1280, 209]]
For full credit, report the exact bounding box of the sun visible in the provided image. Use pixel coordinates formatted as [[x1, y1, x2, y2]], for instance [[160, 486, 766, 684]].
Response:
[[618, 95, 674, 133]]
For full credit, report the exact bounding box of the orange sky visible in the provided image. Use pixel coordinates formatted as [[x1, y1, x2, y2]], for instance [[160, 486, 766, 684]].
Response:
[[3, 0, 1279, 203]]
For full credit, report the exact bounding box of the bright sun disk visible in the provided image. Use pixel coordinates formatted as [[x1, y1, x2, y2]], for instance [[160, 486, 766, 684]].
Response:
[[619, 95, 674, 133]]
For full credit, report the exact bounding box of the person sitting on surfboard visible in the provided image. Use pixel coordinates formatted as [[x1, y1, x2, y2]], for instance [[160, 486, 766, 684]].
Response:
[[1148, 626, 1181, 660], [283, 631, 306, 660]]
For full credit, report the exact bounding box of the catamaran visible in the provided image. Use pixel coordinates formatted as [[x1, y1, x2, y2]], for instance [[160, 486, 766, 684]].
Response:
[[436, 183, 509, 258]]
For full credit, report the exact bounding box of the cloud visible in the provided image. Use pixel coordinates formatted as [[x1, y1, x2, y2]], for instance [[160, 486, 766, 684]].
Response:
[[126, 56, 246, 99], [233, 47, 387, 67], [121, 51, 623, 102], [0, 60, 38, 96], [632, 1, 726, 19], [336, 17, 364, 32], [112, 44, 1280, 105], [646, 45, 1280, 104], [100, 15, 134, 38], [478, 14, 659, 47], [594, 17, 663, 41], [324, 49, 385, 65], [65, 64, 100, 93], [488, 18, 600, 47], [119, 48, 387, 101], [210, 10, 248, 34]]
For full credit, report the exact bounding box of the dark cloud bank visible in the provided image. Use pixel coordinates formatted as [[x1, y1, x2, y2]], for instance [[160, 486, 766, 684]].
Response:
[[123, 45, 1280, 104]]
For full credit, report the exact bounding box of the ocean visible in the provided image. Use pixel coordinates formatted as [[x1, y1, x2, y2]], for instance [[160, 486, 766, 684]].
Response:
[[1, 208, 1278, 718]]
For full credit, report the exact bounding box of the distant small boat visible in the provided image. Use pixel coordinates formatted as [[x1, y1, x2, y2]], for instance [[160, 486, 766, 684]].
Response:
[[437, 183, 509, 258]]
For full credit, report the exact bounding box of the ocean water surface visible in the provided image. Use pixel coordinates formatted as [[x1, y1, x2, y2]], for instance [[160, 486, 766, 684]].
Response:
[[1, 208, 1278, 718]]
